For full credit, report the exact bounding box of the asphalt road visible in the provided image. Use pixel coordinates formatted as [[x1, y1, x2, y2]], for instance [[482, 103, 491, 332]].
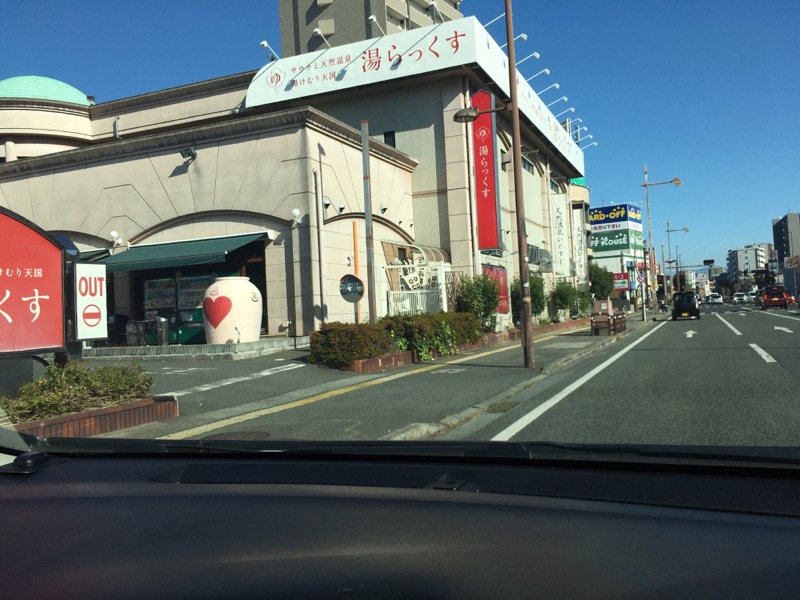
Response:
[[477, 303, 800, 446], [93, 302, 800, 447]]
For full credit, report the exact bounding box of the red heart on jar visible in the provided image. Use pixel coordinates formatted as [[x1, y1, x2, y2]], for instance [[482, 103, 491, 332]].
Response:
[[203, 296, 232, 329]]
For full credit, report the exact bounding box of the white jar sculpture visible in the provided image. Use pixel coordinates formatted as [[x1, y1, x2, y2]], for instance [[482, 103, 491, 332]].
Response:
[[202, 277, 263, 344]]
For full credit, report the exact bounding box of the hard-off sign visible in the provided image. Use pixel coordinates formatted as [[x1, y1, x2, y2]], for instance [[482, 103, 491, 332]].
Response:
[[0, 207, 65, 353], [75, 262, 108, 340]]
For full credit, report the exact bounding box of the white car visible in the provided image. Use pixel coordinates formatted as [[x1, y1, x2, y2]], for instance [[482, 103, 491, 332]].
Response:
[[708, 293, 723, 304], [733, 292, 747, 304]]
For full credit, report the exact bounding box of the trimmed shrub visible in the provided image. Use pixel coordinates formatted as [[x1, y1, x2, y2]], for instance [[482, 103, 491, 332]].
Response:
[[381, 312, 481, 362], [0, 361, 153, 424], [510, 276, 547, 325], [309, 321, 394, 369]]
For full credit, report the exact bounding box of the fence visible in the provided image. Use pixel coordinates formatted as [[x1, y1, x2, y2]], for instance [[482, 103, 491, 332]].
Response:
[[386, 289, 444, 316]]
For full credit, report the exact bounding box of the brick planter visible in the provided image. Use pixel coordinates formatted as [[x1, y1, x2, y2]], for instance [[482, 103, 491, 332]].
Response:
[[14, 396, 178, 439]]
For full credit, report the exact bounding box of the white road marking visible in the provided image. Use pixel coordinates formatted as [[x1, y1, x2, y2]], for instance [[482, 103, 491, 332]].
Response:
[[431, 368, 467, 374], [685, 330, 697, 338], [749, 344, 777, 363], [774, 326, 794, 333], [715, 313, 743, 336], [164, 363, 305, 397], [491, 321, 669, 442]]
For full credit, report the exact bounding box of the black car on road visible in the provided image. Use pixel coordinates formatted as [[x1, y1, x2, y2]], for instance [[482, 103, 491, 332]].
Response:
[[672, 291, 700, 320]]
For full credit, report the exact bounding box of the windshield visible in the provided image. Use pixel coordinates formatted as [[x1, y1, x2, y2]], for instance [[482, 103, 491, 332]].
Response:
[[2, 0, 799, 460]]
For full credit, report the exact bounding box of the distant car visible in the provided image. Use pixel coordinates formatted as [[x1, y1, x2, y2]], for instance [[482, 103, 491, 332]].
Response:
[[708, 293, 723, 305], [760, 285, 788, 310], [672, 291, 700, 320], [746, 291, 757, 303], [733, 292, 747, 305]]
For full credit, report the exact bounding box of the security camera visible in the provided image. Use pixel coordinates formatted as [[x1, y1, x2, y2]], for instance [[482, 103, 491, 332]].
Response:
[[379, 203, 388, 214], [323, 197, 332, 209], [338, 203, 346, 213]]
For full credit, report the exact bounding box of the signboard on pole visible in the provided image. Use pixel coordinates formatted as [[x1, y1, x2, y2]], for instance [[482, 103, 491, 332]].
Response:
[[0, 207, 66, 354], [75, 262, 108, 340], [472, 90, 501, 250]]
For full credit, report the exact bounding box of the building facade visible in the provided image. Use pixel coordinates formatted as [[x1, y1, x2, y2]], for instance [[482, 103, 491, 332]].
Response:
[[0, 9, 590, 343]]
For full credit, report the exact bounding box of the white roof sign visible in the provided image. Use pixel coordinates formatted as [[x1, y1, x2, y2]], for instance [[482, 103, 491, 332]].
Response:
[[246, 17, 583, 175]]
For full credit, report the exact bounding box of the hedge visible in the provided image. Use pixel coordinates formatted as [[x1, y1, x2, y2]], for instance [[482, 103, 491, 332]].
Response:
[[309, 312, 482, 368]]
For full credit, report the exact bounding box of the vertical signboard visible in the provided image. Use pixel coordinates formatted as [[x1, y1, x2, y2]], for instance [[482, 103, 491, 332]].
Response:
[[550, 192, 570, 276], [482, 265, 509, 313], [472, 90, 501, 250], [75, 262, 108, 340], [0, 207, 65, 353]]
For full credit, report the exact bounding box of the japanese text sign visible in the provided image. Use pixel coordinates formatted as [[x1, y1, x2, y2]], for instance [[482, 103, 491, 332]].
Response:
[[0, 208, 65, 353], [472, 90, 501, 250]]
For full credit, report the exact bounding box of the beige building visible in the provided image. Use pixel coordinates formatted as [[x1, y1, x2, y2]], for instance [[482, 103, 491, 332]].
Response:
[[0, 10, 591, 344]]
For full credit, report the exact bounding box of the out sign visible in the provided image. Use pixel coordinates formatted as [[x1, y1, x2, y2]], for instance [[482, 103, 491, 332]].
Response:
[[75, 262, 108, 340]]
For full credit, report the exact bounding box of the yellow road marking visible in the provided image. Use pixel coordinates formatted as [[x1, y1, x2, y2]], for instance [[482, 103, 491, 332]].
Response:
[[161, 335, 561, 440]]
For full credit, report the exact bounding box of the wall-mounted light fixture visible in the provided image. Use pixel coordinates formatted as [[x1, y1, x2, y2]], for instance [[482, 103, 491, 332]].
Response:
[[337, 203, 346, 214], [259, 40, 280, 61], [500, 33, 527, 49], [179, 147, 197, 160], [368, 15, 387, 36], [291, 208, 303, 228], [379, 203, 388, 214], [323, 196, 332, 209], [526, 68, 549, 82], [516, 51, 540, 66], [555, 107, 575, 119], [313, 28, 333, 49], [536, 82, 560, 96], [109, 230, 124, 255], [546, 95, 568, 108]]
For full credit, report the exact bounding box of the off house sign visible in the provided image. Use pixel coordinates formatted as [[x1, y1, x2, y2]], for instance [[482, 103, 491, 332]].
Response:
[[0, 207, 65, 353]]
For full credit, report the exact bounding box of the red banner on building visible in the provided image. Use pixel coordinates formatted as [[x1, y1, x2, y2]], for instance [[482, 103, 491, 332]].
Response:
[[0, 208, 66, 353], [472, 90, 501, 250], [482, 265, 509, 313]]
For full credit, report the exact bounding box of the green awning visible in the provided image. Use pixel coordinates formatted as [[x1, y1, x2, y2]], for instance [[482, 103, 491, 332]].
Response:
[[99, 233, 266, 272], [78, 249, 109, 261]]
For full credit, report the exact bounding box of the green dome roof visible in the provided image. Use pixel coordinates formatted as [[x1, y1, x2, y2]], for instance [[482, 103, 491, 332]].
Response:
[[0, 76, 91, 106]]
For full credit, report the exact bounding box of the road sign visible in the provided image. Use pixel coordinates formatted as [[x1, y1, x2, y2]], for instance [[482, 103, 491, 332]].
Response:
[[75, 262, 108, 340], [637, 275, 645, 283]]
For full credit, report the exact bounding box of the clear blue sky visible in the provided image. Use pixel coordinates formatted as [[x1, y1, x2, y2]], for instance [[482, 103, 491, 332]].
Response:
[[3, 0, 798, 269]]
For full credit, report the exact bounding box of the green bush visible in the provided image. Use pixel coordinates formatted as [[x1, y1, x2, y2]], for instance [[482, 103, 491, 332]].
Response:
[[550, 281, 577, 311], [309, 313, 483, 368], [510, 276, 547, 325], [0, 361, 153, 424], [309, 321, 394, 369], [382, 312, 481, 361], [453, 274, 500, 331]]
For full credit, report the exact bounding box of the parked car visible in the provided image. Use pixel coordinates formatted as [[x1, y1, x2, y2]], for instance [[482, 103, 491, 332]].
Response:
[[672, 291, 701, 320], [761, 285, 788, 310], [733, 292, 747, 305]]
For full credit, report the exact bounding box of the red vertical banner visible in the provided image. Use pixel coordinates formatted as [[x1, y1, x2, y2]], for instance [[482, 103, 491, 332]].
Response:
[[472, 90, 501, 250], [482, 265, 509, 313]]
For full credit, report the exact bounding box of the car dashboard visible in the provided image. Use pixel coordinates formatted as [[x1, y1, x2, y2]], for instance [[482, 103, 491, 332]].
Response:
[[3, 445, 800, 599]]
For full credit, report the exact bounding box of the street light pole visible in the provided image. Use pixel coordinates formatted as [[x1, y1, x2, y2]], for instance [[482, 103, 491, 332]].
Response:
[[504, 0, 535, 368], [452, 0, 533, 368], [666, 219, 689, 298], [642, 165, 682, 309]]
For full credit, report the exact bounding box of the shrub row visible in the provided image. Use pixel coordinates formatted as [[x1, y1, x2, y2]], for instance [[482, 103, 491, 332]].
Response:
[[309, 312, 482, 368], [0, 361, 153, 424]]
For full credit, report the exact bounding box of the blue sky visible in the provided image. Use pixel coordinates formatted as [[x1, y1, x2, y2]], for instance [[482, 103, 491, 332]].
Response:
[[3, 0, 798, 269]]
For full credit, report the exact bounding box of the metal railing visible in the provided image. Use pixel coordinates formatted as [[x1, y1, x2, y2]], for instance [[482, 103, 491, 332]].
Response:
[[386, 290, 443, 316]]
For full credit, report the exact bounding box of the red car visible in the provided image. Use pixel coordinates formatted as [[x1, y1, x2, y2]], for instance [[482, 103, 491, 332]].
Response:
[[761, 286, 789, 309]]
